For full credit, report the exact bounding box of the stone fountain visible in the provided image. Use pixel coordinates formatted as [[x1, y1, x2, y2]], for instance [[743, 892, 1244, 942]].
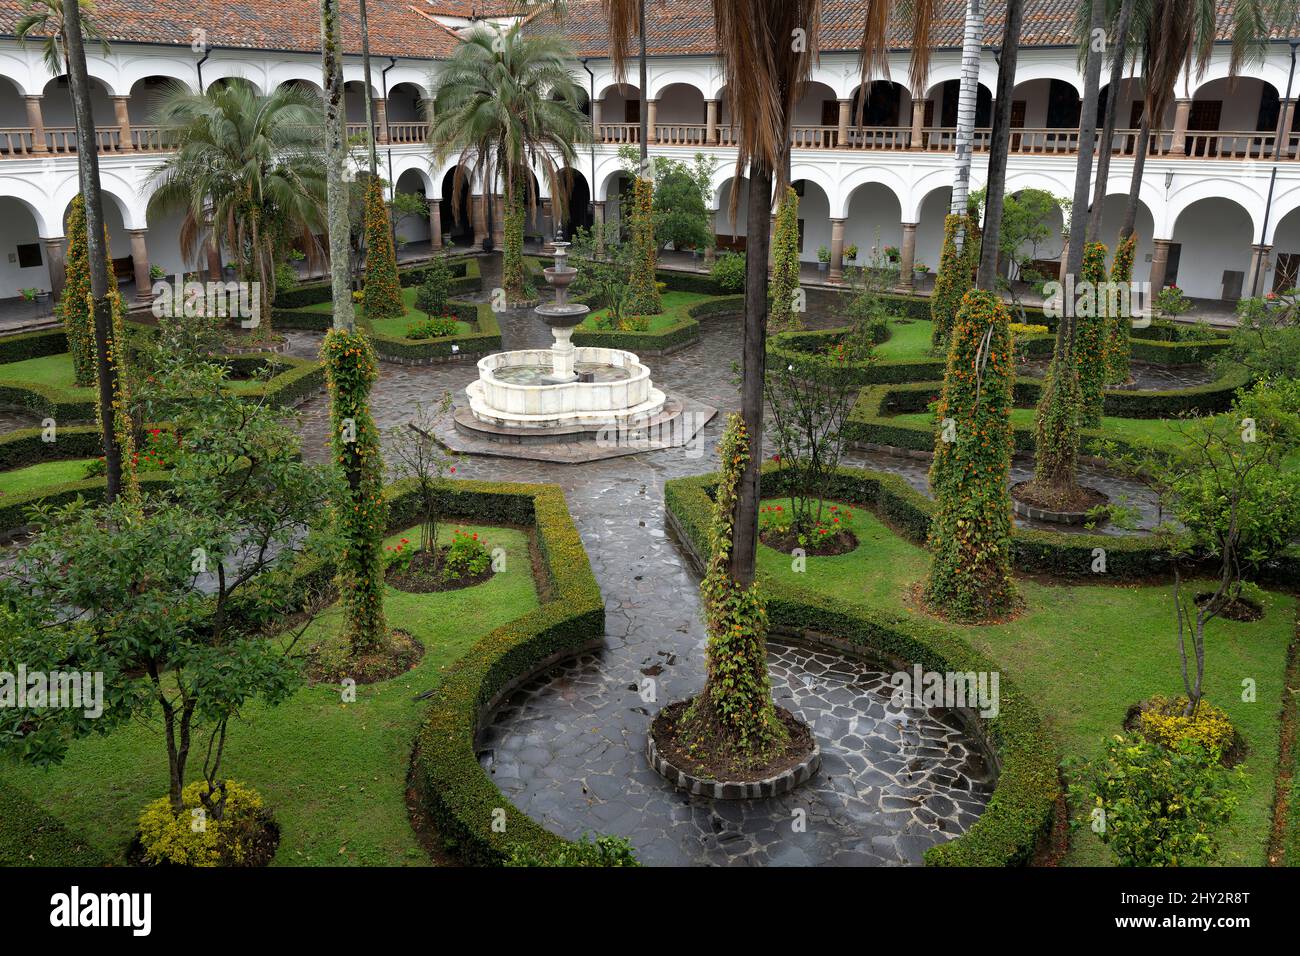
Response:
[[449, 234, 716, 463]]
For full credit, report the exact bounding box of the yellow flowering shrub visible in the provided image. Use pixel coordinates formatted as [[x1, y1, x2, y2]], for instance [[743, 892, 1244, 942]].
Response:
[[1137, 695, 1236, 758], [137, 780, 270, 867], [1009, 323, 1048, 337]]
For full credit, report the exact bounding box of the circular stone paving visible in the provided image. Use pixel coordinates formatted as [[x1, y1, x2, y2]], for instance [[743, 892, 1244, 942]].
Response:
[[480, 640, 993, 866]]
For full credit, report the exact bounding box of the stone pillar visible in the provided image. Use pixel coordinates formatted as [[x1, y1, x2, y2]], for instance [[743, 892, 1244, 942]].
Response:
[[706, 99, 719, 144], [910, 98, 926, 150], [837, 99, 852, 147], [206, 237, 223, 282], [829, 218, 846, 282], [24, 96, 47, 154], [592, 99, 602, 142], [490, 194, 504, 248], [592, 200, 606, 255], [1168, 98, 1192, 157], [374, 97, 389, 144], [897, 222, 918, 292], [128, 229, 153, 304], [428, 198, 443, 251], [1279, 98, 1297, 157], [44, 236, 66, 299], [541, 199, 555, 252], [112, 95, 133, 150], [1247, 244, 1272, 297], [472, 194, 488, 246], [646, 99, 658, 144], [1149, 238, 1172, 291]]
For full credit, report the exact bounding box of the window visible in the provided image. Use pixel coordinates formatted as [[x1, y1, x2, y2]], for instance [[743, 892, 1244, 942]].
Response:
[[16, 243, 42, 269]]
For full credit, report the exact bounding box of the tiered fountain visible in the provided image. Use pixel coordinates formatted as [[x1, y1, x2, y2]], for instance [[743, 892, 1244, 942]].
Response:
[[452, 237, 713, 462]]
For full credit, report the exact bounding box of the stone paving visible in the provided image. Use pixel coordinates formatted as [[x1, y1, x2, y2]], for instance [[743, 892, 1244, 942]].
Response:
[[276, 257, 1179, 865]]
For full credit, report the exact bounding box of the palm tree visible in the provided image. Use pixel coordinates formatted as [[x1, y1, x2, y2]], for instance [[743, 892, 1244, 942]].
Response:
[[976, 0, 1026, 289], [146, 83, 326, 328], [1084, 0, 1137, 242], [358, 0, 379, 178], [949, 0, 985, 236], [321, 0, 355, 331], [61, 0, 120, 500], [15, 0, 109, 77], [429, 23, 589, 303]]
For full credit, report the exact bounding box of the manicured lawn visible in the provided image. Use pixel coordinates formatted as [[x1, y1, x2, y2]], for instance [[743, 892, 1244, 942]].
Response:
[[0, 353, 85, 393], [580, 290, 712, 332], [0, 458, 96, 495], [304, 287, 475, 339], [875, 317, 939, 360], [0, 521, 539, 866], [757, 497, 1293, 866], [887, 405, 1187, 447]]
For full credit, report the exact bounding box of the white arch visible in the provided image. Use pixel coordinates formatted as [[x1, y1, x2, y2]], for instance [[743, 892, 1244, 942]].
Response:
[[54, 172, 146, 231], [647, 71, 709, 101], [1264, 183, 1300, 246], [1010, 63, 1083, 98], [0, 178, 55, 236], [118, 57, 199, 96], [203, 69, 265, 95], [907, 176, 957, 223], [831, 168, 908, 219], [391, 157, 436, 196], [1165, 178, 1264, 241], [1187, 62, 1290, 100]]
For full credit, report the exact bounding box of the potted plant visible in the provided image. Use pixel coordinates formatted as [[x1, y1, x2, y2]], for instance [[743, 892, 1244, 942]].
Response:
[[844, 243, 859, 264], [884, 245, 900, 264], [817, 245, 831, 274], [149, 264, 166, 281], [914, 261, 930, 274]]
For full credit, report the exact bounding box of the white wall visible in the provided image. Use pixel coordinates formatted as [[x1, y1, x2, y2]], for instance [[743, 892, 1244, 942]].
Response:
[[844, 183, 903, 263], [0, 197, 48, 297], [1170, 198, 1253, 298]]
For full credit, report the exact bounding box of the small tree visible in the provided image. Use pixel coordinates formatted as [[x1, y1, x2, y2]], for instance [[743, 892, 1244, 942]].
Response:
[[0, 350, 331, 815], [1070, 734, 1241, 866], [414, 256, 452, 320], [650, 152, 716, 254], [1217, 288, 1300, 383], [571, 223, 640, 329], [1075, 241, 1110, 428], [390, 190, 430, 245], [386, 393, 457, 571], [924, 288, 1017, 621], [362, 176, 404, 321], [768, 186, 802, 333], [930, 213, 976, 351]]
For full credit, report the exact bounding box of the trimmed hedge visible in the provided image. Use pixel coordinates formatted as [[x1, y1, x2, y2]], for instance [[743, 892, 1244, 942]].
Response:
[[271, 256, 483, 311], [406, 478, 607, 865], [1014, 364, 1252, 419], [0, 328, 70, 365], [0, 470, 174, 537], [664, 466, 1060, 866], [571, 294, 742, 354]]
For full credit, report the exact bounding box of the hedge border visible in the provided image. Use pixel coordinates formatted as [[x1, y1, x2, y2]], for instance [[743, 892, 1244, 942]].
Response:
[[571, 294, 743, 354], [664, 465, 1060, 866], [404, 478, 606, 865], [270, 255, 484, 311], [273, 300, 502, 366]]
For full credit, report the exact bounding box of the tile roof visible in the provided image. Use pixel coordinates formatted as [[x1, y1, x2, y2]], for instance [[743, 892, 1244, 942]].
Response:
[[0, 0, 476, 58]]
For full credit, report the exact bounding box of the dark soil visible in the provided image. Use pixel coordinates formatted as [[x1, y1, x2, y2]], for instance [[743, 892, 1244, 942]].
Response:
[[1194, 591, 1264, 622], [306, 628, 424, 685], [650, 698, 815, 784], [759, 526, 858, 556], [1011, 479, 1108, 514], [386, 547, 494, 594], [127, 814, 280, 867]]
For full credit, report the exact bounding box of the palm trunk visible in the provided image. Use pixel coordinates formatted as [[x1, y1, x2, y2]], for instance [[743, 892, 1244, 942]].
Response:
[[359, 0, 379, 178], [729, 160, 773, 586], [321, 0, 355, 331], [1119, 114, 1152, 241], [1086, 0, 1135, 242], [64, 0, 122, 502], [1063, 0, 1106, 291], [977, 0, 1024, 290], [638, 0, 648, 166], [950, 0, 984, 242]]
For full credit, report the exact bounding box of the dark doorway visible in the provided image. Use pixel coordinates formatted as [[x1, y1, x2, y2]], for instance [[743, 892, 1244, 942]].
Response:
[[440, 168, 474, 247]]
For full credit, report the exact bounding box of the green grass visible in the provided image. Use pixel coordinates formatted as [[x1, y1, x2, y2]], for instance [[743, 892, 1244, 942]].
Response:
[[875, 318, 939, 360], [0, 458, 96, 495], [0, 521, 538, 867], [304, 287, 475, 339], [888, 405, 1188, 447], [0, 353, 85, 393], [759, 496, 1294, 867], [580, 290, 712, 333]]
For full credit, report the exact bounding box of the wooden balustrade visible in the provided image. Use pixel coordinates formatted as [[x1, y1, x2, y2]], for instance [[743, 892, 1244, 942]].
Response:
[[598, 122, 640, 144], [654, 124, 708, 145], [387, 121, 428, 144], [840, 126, 910, 150]]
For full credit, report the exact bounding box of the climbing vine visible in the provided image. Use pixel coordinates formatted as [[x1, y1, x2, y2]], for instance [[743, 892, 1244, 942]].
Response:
[[924, 289, 1017, 621], [683, 414, 785, 760], [362, 177, 404, 322], [1106, 233, 1137, 385], [92, 289, 140, 511], [769, 186, 802, 333], [1075, 241, 1110, 428], [501, 186, 529, 303], [930, 213, 976, 351], [321, 327, 389, 655], [625, 177, 662, 316], [61, 196, 112, 387]]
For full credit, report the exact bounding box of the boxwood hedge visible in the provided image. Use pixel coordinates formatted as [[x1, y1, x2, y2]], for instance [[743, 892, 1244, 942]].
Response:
[[571, 294, 742, 354], [271, 256, 483, 311], [664, 466, 1060, 866]]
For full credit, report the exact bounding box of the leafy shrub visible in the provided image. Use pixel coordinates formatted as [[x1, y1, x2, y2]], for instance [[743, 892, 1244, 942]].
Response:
[[1135, 695, 1236, 759], [415, 256, 452, 319], [505, 834, 639, 867], [137, 780, 272, 867], [384, 535, 416, 573], [1009, 322, 1049, 337], [1156, 285, 1192, 317], [406, 317, 461, 340], [443, 528, 490, 582], [710, 251, 746, 294], [1070, 734, 1240, 867]]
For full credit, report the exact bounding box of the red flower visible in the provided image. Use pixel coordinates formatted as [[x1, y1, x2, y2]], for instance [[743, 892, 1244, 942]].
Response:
[[450, 466, 456, 473]]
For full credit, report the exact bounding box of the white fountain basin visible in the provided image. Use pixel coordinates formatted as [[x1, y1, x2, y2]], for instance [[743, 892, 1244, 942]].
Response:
[[467, 346, 666, 429]]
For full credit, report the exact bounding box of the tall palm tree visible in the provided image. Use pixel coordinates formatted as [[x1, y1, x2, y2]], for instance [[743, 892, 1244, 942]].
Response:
[[322, 0, 355, 331], [1084, 0, 1137, 242], [146, 83, 326, 328], [15, 0, 109, 77], [976, 0, 1026, 289], [61, 0, 120, 500], [359, 0, 379, 178], [949, 0, 985, 235], [429, 23, 589, 303]]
